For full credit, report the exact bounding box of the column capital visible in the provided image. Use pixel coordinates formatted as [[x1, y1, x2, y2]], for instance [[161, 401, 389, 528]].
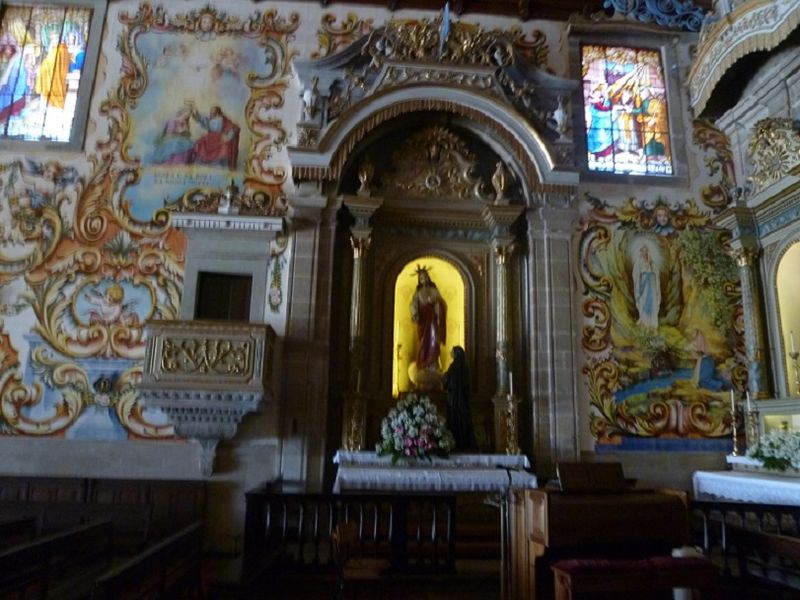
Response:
[[350, 235, 372, 259], [714, 205, 759, 246], [286, 183, 330, 226], [537, 204, 579, 236], [343, 195, 384, 235], [729, 246, 760, 268], [492, 240, 515, 265], [482, 204, 524, 238]]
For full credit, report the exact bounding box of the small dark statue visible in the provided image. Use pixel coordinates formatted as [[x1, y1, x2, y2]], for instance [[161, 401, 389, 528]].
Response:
[[444, 346, 477, 451]]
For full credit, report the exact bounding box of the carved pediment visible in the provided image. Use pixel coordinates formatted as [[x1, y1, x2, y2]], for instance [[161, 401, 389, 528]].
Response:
[[379, 126, 492, 201], [292, 16, 578, 181]]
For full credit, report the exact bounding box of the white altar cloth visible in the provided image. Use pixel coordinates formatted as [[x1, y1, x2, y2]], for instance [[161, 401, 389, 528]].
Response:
[[693, 470, 800, 505], [333, 451, 537, 492]]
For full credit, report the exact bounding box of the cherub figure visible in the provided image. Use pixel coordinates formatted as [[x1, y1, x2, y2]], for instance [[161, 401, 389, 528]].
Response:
[[84, 284, 138, 326]]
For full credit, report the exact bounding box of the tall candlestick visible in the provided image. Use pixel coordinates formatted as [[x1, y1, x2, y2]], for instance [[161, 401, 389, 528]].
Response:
[[508, 372, 514, 397], [792, 331, 797, 354]]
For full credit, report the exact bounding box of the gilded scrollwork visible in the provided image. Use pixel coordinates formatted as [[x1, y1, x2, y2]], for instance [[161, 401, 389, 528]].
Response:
[[380, 126, 492, 201], [0, 160, 84, 284], [747, 118, 800, 194], [693, 119, 736, 211], [294, 15, 571, 163], [160, 338, 252, 375], [313, 13, 375, 59]]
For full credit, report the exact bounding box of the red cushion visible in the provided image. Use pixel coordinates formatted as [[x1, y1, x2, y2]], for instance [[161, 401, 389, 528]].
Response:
[[553, 556, 714, 576]]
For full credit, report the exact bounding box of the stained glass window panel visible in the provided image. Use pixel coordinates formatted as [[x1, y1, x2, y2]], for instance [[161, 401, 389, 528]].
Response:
[[0, 4, 92, 143], [581, 45, 673, 176]]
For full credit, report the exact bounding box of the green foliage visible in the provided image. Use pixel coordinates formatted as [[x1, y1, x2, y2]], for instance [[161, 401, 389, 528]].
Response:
[[674, 229, 738, 331]]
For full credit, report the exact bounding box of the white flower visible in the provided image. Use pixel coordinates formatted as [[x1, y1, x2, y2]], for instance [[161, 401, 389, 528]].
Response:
[[376, 393, 455, 462]]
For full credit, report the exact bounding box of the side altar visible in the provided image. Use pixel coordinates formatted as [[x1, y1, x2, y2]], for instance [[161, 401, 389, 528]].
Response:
[[333, 451, 537, 493]]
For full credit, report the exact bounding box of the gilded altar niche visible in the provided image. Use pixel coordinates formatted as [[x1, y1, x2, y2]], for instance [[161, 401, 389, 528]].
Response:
[[333, 118, 523, 452]]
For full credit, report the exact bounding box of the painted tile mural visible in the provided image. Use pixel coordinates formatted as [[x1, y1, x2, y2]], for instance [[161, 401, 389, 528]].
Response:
[[579, 196, 745, 451], [0, 2, 298, 439]]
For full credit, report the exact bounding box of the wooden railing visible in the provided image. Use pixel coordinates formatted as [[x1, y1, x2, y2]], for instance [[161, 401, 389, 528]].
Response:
[[244, 485, 457, 576], [690, 499, 800, 593], [690, 499, 800, 554]]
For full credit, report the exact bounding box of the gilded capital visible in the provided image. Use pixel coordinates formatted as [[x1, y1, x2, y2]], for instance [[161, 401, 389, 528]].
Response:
[[730, 246, 759, 268], [493, 243, 514, 265], [350, 235, 371, 258]]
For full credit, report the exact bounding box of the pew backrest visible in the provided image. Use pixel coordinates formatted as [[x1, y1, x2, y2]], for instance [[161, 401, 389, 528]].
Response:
[[92, 520, 204, 600], [0, 515, 37, 550], [0, 519, 114, 599]]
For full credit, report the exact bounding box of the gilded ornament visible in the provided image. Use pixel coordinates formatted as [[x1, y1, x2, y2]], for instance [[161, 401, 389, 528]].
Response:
[[160, 338, 251, 375], [747, 118, 800, 194], [357, 160, 375, 196], [380, 126, 492, 201]]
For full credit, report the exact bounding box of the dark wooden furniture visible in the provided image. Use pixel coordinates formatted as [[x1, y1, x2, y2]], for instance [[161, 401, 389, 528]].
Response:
[[332, 520, 392, 600], [551, 556, 718, 599], [207, 485, 458, 597], [0, 476, 206, 555], [244, 487, 457, 574], [511, 463, 689, 599], [0, 519, 114, 599], [92, 521, 204, 599], [0, 515, 37, 550]]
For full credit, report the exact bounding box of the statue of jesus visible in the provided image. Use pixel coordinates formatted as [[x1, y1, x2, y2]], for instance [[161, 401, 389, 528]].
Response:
[[410, 266, 447, 390]]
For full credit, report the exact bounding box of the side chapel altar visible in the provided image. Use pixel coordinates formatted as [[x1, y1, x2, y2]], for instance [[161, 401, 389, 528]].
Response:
[[333, 450, 537, 493]]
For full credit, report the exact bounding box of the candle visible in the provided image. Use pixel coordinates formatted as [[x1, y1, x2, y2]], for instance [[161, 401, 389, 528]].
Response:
[[730, 389, 736, 415], [746, 390, 752, 412], [792, 331, 797, 354], [509, 372, 514, 398]]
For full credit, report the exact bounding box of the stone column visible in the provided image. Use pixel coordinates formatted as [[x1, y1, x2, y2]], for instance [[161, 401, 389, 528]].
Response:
[[716, 206, 771, 399], [526, 201, 579, 476], [483, 204, 524, 454], [341, 195, 383, 450], [278, 185, 337, 490], [731, 244, 770, 398]]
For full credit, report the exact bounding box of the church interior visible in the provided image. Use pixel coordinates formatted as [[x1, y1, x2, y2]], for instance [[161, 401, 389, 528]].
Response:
[[1, 0, 800, 597]]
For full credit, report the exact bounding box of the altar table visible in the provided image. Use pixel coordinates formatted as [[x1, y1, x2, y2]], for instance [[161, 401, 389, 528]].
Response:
[[332, 451, 537, 493], [693, 470, 800, 506]]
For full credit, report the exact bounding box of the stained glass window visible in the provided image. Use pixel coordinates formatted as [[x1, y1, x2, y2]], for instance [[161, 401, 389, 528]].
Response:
[[581, 45, 673, 176], [0, 3, 92, 143]]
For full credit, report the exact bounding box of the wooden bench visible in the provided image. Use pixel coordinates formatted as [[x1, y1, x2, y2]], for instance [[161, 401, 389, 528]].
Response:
[[727, 524, 800, 596], [552, 556, 719, 599], [92, 520, 204, 599], [0, 515, 37, 550], [0, 519, 114, 599]]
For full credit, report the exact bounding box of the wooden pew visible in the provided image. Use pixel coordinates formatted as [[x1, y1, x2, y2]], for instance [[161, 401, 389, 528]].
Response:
[[0, 515, 37, 550], [0, 519, 114, 599], [92, 520, 204, 599], [551, 556, 719, 599]]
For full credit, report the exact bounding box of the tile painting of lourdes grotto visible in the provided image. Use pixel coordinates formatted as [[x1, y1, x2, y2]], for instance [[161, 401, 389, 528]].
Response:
[[0, 4, 91, 142], [580, 198, 744, 451], [582, 44, 673, 176]]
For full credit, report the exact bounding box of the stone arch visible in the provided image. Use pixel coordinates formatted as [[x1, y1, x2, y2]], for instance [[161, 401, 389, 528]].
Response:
[[290, 86, 579, 196]]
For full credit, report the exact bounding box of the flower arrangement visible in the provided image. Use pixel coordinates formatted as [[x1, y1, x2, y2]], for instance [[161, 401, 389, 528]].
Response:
[[747, 430, 800, 472], [376, 394, 455, 464]]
